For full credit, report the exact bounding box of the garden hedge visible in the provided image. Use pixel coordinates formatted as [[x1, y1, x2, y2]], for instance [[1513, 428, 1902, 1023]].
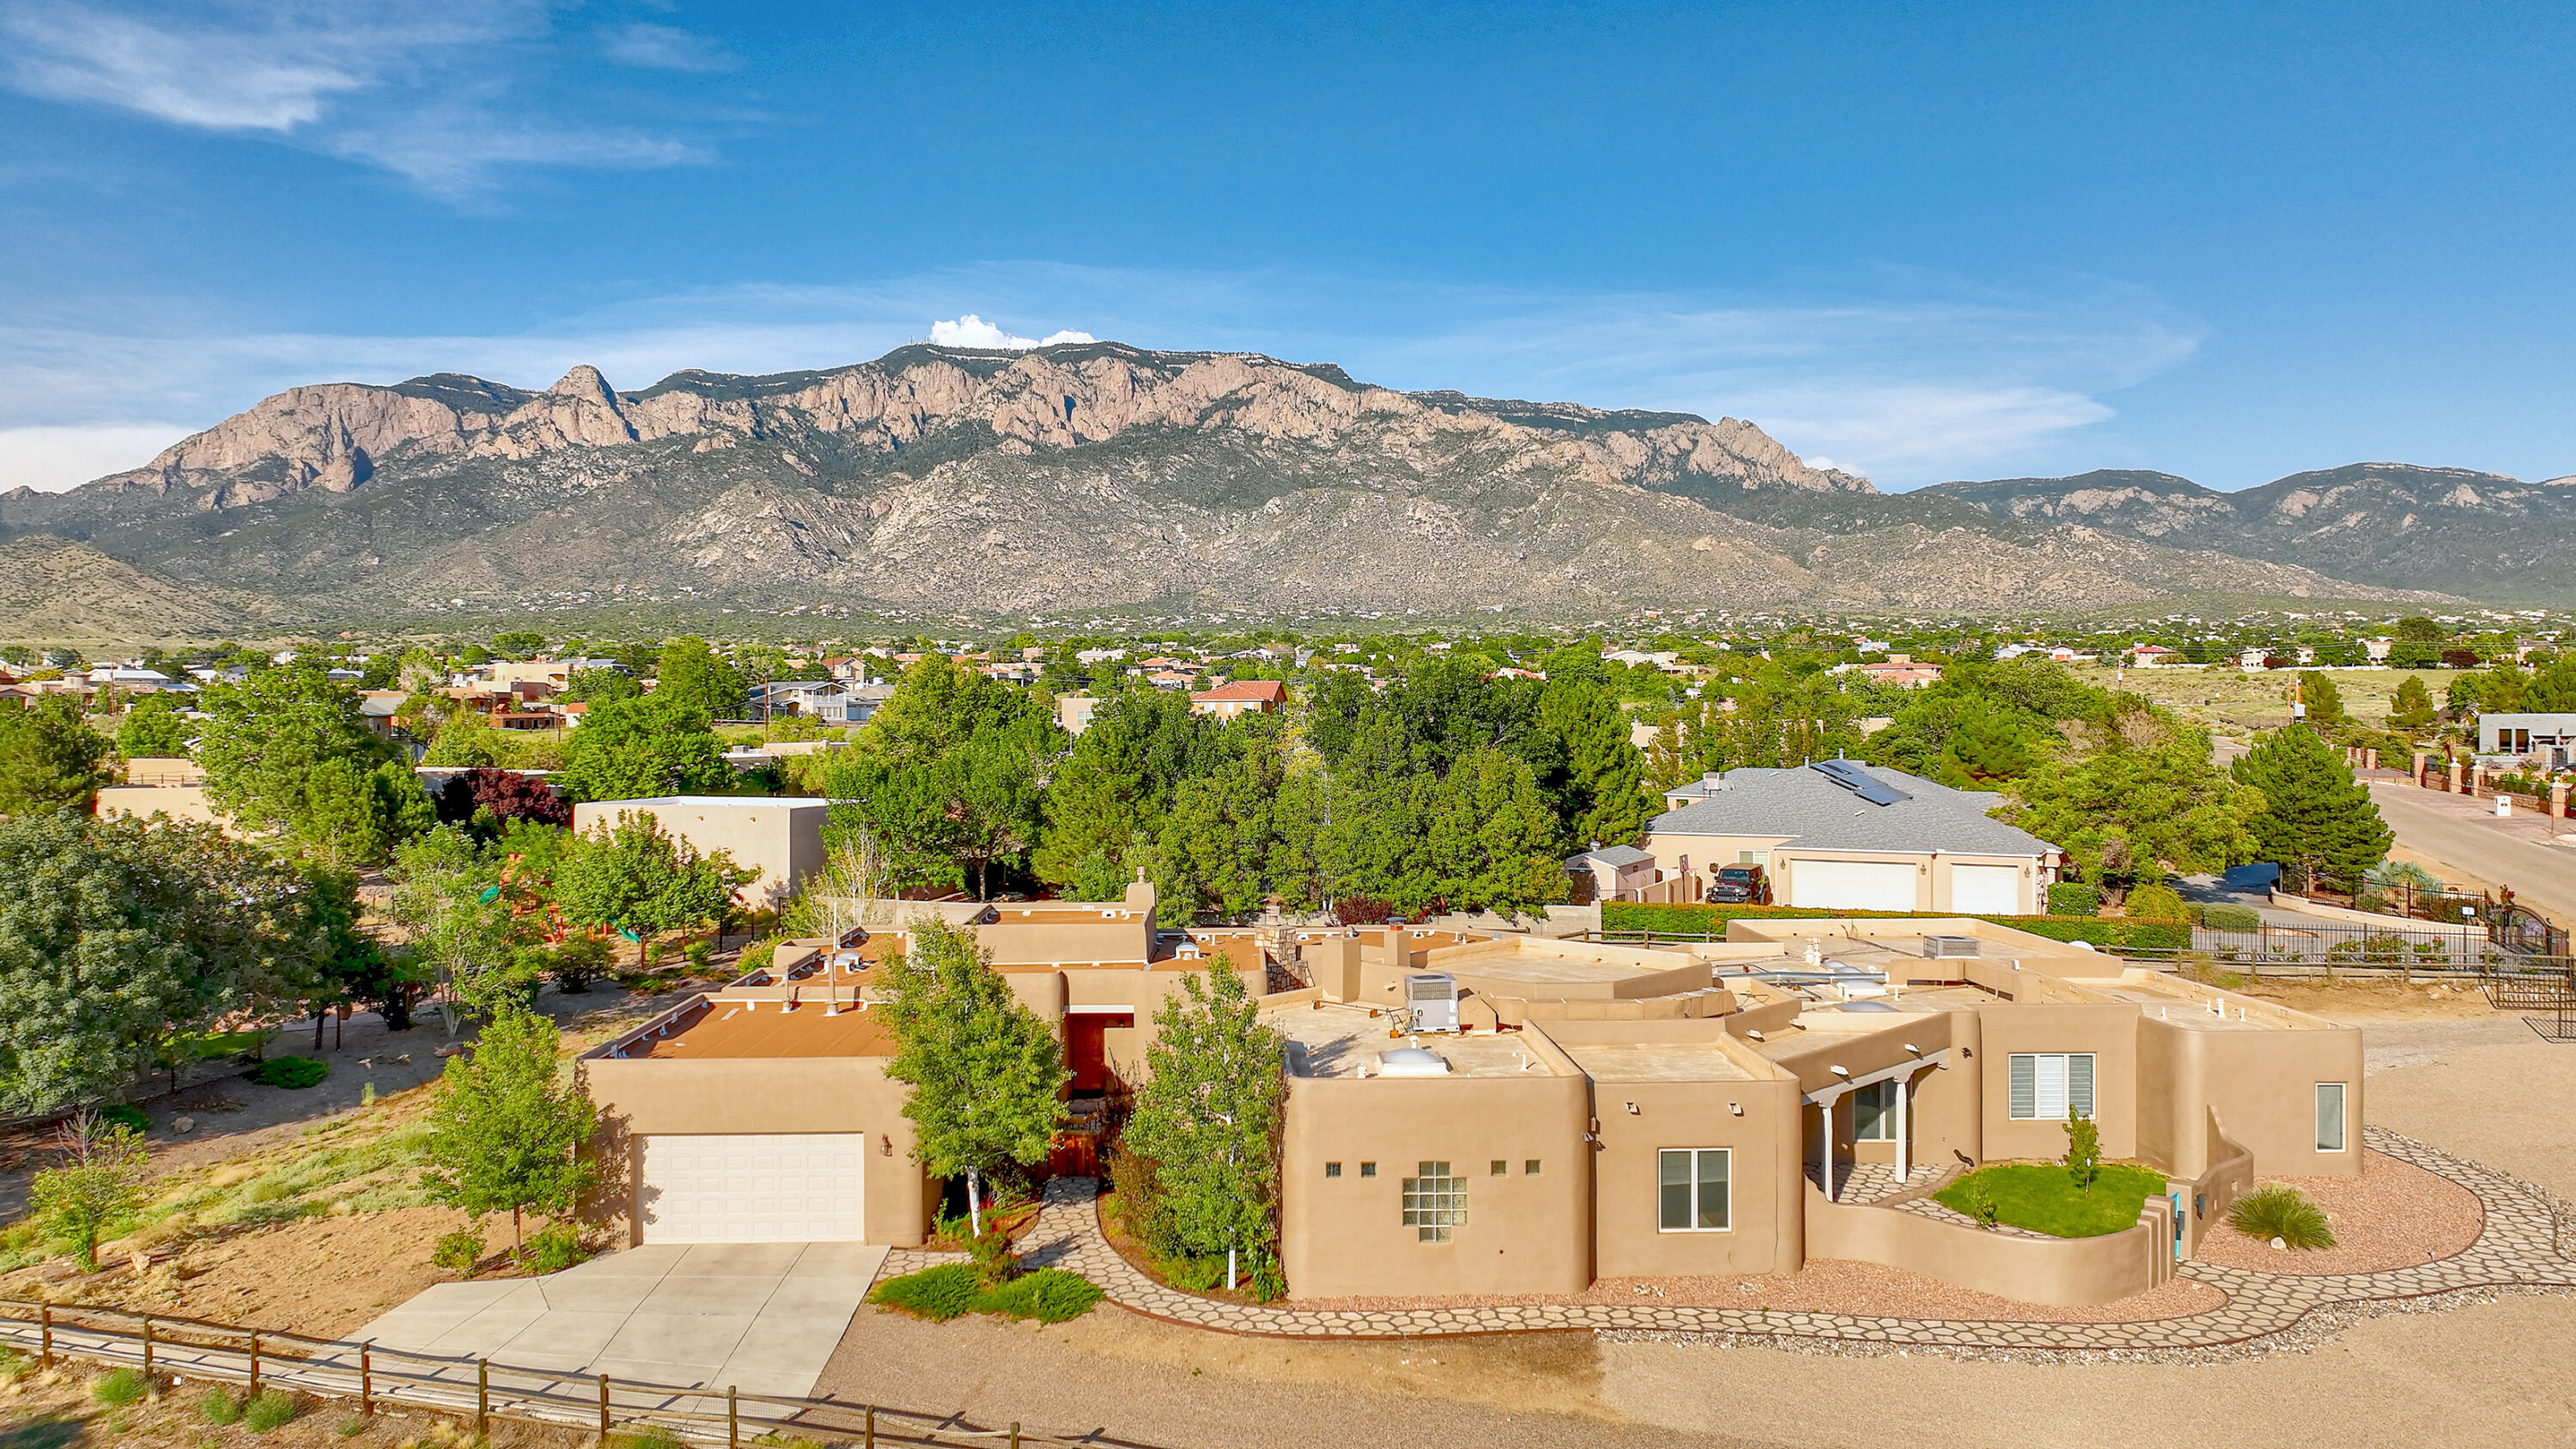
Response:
[[1600, 902, 2191, 955]]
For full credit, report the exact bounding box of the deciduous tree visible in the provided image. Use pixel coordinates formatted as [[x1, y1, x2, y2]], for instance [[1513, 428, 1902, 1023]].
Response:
[[878, 921, 1066, 1235], [420, 1007, 597, 1253], [557, 693, 731, 802], [1123, 961, 1285, 1294], [29, 1112, 153, 1271], [553, 811, 752, 969]]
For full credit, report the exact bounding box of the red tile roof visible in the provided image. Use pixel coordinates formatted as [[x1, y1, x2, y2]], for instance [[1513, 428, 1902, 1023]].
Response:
[[1191, 679, 1287, 703]]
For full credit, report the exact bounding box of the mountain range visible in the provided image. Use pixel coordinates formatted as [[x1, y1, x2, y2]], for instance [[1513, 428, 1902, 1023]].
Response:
[[2, 340, 2559, 640]]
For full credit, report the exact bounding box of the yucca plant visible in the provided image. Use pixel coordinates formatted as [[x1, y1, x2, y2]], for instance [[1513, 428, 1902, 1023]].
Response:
[[2227, 1184, 2336, 1250]]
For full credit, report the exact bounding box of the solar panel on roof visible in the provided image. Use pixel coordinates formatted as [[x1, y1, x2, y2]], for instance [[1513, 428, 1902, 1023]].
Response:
[[1810, 758, 1911, 806]]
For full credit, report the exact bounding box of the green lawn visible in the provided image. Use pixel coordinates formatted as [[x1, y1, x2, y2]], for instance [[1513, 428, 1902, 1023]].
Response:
[[1935, 1163, 2167, 1238]]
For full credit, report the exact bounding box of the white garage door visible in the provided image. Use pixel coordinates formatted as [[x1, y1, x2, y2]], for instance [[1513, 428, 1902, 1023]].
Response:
[[638, 1134, 865, 1244], [1950, 863, 2023, 915], [1788, 859, 1919, 911]]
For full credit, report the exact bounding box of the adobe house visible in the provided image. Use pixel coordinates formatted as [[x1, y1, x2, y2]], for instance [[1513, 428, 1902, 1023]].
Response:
[[579, 909, 2358, 1309], [568, 795, 831, 913]]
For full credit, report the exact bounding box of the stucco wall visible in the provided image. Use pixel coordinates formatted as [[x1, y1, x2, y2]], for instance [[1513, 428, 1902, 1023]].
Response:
[[580, 1053, 928, 1247], [1803, 1183, 2173, 1306], [1975, 1002, 2142, 1162], [569, 799, 828, 912], [1280, 1070, 1593, 1300]]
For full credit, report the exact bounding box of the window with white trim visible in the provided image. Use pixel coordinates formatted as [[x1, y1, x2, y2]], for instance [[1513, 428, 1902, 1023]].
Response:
[[2007, 1053, 2095, 1120], [1401, 1161, 1466, 1242], [1656, 1148, 1731, 1231], [1852, 1080, 1898, 1142], [2316, 1082, 2348, 1153]]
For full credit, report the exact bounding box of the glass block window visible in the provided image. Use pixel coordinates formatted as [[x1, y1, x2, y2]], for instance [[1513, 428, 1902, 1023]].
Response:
[[1401, 1161, 1467, 1242]]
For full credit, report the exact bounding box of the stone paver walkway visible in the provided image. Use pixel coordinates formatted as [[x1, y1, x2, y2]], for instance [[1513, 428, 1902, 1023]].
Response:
[[897, 1127, 2573, 1351]]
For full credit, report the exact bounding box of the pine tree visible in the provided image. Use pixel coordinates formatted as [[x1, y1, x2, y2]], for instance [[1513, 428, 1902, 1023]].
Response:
[[2388, 676, 2437, 731], [878, 921, 1066, 1234], [0, 697, 117, 816], [1123, 961, 1285, 1294], [2231, 726, 2395, 892], [1540, 679, 1653, 848], [421, 1007, 598, 1253]]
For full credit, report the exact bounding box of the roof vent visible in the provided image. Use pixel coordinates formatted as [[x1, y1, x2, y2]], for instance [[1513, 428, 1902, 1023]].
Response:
[[1923, 935, 1980, 959], [1377, 1047, 1451, 1077]]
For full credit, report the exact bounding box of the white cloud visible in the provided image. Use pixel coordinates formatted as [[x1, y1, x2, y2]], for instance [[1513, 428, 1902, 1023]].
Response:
[[0, 2, 702, 192], [0, 422, 192, 492], [603, 22, 741, 73], [927, 315, 1098, 350]]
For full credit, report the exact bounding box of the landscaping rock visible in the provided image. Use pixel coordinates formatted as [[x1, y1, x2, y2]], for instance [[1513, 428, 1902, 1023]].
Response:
[[172, 1117, 195, 1135]]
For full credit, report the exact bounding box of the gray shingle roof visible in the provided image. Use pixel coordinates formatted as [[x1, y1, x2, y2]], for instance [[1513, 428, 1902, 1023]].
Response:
[[1568, 843, 1656, 868], [1648, 762, 2056, 857]]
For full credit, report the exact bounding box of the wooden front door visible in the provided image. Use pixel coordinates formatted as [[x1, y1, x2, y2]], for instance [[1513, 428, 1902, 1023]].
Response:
[[1066, 1012, 1134, 1093]]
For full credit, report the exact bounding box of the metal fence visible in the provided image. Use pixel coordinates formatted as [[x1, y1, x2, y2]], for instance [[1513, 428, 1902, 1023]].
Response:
[[0, 1299, 1152, 1449]]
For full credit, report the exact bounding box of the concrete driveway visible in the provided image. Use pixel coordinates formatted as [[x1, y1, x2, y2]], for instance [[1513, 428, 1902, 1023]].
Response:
[[350, 1242, 885, 1396]]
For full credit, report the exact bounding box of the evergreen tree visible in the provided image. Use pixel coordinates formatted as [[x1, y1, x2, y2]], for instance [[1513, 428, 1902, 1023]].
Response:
[[1425, 747, 1567, 917], [2388, 676, 2438, 731], [295, 756, 435, 868], [2002, 723, 2264, 894], [1123, 961, 1285, 1294], [421, 1007, 598, 1253], [2529, 659, 2576, 712], [1539, 678, 1652, 848], [878, 921, 1066, 1234], [0, 697, 116, 816], [2231, 726, 2395, 892], [2295, 671, 2345, 724]]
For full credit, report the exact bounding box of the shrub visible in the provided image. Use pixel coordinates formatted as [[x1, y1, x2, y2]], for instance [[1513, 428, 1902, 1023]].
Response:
[[519, 1224, 586, 1275], [967, 1222, 1018, 1288], [2200, 903, 2262, 932], [1601, 903, 2193, 954], [92, 1368, 148, 1406], [95, 1105, 151, 1135], [247, 1056, 330, 1089], [243, 1390, 300, 1432], [2062, 1112, 2101, 1194], [870, 1263, 982, 1321], [2046, 882, 2100, 916], [979, 1269, 1103, 1324], [1958, 1178, 1999, 1230], [2123, 883, 2190, 922], [0, 1345, 27, 1381], [2227, 1184, 2336, 1250], [683, 941, 713, 974], [434, 1225, 487, 1276], [199, 1387, 245, 1425]]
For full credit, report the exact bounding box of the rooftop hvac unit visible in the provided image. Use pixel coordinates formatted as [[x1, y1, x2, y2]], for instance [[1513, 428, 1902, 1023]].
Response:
[[1923, 935, 1980, 959], [1404, 973, 1460, 1033]]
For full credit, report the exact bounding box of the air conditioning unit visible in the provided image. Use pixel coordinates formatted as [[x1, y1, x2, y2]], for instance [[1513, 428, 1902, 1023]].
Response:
[[1404, 973, 1460, 1033], [1923, 935, 1981, 959]]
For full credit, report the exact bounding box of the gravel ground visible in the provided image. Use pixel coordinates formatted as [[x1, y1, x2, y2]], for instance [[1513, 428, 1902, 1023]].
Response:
[[1291, 1258, 2226, 1324], [2192, 1148, 2485, 1275]]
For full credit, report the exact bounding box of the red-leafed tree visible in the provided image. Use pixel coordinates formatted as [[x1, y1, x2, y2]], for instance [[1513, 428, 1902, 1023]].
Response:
[[437, 768, 571, 829]]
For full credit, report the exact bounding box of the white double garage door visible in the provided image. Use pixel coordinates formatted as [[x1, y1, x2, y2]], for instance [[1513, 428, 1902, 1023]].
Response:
[[1787, 858, 2022, 915], [637, 1134, 866, 1244]]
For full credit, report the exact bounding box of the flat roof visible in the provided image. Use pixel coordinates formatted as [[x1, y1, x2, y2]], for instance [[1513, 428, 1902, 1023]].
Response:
[[1270, 1003, 1564, 1080], [573, 795, 830, 810], [616, 1000, 896, 1059], [1433, 947, 1688, 989], [1557, 1040, 1754, 1083]]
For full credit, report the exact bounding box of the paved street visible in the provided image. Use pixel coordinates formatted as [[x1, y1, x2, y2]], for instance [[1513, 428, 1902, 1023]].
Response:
[[2363, 777, 2576, 927]]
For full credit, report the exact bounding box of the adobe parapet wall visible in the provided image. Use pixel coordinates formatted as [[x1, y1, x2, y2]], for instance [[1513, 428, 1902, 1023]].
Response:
[[1805, 1183, 2177, 1307]]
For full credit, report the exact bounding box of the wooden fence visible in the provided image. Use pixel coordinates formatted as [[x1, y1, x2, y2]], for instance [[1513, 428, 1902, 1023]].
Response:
[[0, 1300, 1156, 1449]]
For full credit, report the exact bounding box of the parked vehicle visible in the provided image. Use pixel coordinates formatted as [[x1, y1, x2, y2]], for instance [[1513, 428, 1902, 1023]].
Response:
[[1706, 864, 1770, 904]]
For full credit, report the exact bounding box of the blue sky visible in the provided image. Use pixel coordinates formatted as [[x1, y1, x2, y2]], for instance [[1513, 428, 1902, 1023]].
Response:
[[1, 1, 2569, 493]]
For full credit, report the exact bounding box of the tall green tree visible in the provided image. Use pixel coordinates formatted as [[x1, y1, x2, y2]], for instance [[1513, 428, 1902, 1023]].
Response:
[[2294, 671, 2345, 725], [295, 756, 435, 868], [386, 825, 532, 1033], [0, 697, 116, 816], [0, 814, 327, 1112], [1033, 690, 1213, 886], [655, 636, 746, 719], [878, 920, 1066, 1235], [1425, 747, 1569, 917], [1123, 961, 1285, 1293], [1538, 678, 1652, 848], [113, 692, 194, 758], [2387, 676, 2438, 731], [194, 662, 396, 831], [421, 1007, 598, 1253], [553, 811, 753, 969], [2001, 722, 2264, 896], [2232, 726, 2394, 892], [557, 693, 731, 802]]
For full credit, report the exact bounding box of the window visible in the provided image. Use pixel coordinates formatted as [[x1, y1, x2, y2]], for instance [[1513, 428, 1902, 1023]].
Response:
[[1738, 850, 1758, 864], [1851, 1080, 1898, 1141], [1359, 1161, 1376, 1178], [1490, 1160, 1508, 1177], [1525, 1159, 1542, 1176], [2007, 1053, 2096, 1120], [1401, 1161, 1467, 1242], [2316, 1083, 2348, 1153], [1657, 1148, 1731, 1232], [1324, 1162, 1342, 1178]]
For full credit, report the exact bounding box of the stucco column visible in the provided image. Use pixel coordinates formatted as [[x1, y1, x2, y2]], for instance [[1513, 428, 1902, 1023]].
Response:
[[1893, 1072, 1911, 1180], [2552, 782, 2569, 819], [2411, 750, 2431, 787], [2447, 757, 2464, 794], [2364, 746, 2379, 770]]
